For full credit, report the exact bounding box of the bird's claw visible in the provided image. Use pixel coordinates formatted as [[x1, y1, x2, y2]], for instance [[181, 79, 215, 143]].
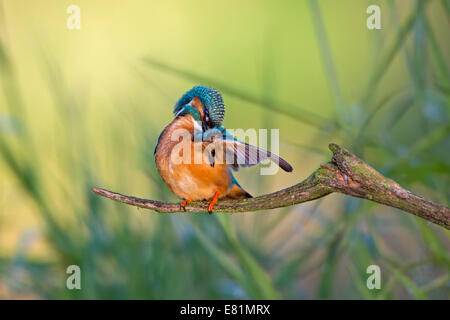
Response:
[[180, 199, 192, 211]]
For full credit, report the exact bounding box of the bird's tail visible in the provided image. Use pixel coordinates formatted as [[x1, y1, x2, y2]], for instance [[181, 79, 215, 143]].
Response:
[[225, 184, 253, 200]]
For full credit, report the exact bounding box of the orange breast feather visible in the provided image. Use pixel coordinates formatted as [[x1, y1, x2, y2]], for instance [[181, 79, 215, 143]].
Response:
[[155, 115, 232, 201]]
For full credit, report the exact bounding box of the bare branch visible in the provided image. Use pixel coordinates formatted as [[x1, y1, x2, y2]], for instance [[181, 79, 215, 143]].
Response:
[[92, 143, 450, 229]]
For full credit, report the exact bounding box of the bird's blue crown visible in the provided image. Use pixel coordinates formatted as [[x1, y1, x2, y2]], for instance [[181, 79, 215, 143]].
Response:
[[174, 86, 225, 127]]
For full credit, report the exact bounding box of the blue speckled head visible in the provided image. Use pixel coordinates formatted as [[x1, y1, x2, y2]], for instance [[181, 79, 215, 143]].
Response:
[[174, 86, 225, 127]]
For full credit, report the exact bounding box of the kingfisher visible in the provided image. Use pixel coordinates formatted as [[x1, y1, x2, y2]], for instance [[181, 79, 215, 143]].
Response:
[[154, 86, 293, 213]]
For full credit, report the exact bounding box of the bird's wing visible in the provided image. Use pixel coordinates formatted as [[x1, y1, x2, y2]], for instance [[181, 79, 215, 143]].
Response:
[[213, 135, 293, 172]]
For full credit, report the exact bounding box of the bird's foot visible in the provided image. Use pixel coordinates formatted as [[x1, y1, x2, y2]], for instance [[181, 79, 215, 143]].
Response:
[[180, 199, 192, 211], [208, 192, 220, 214]]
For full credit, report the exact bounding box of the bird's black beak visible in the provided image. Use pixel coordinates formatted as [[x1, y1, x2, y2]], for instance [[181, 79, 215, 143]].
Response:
[[202, 107, 212, 131], [202, 119, 209, 132], [174, 105, 187, 119]]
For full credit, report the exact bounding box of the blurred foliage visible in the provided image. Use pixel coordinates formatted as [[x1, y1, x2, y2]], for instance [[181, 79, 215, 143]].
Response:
[[0, 0, 449, 299]]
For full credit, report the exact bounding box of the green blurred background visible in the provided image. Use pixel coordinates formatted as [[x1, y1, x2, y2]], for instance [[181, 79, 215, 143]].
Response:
[[0, 0, 449, 299]]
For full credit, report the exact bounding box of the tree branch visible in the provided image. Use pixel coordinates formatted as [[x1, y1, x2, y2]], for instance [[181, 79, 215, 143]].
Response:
[[92, 143, 450, 230]]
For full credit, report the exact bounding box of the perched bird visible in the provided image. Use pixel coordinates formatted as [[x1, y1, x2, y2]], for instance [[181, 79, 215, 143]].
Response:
[[154, 86, 293, 213]]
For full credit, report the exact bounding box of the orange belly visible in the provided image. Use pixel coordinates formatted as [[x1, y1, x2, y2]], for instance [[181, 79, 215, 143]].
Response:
[[161, 161, 232, 201], [155, 118, 233, 201]]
